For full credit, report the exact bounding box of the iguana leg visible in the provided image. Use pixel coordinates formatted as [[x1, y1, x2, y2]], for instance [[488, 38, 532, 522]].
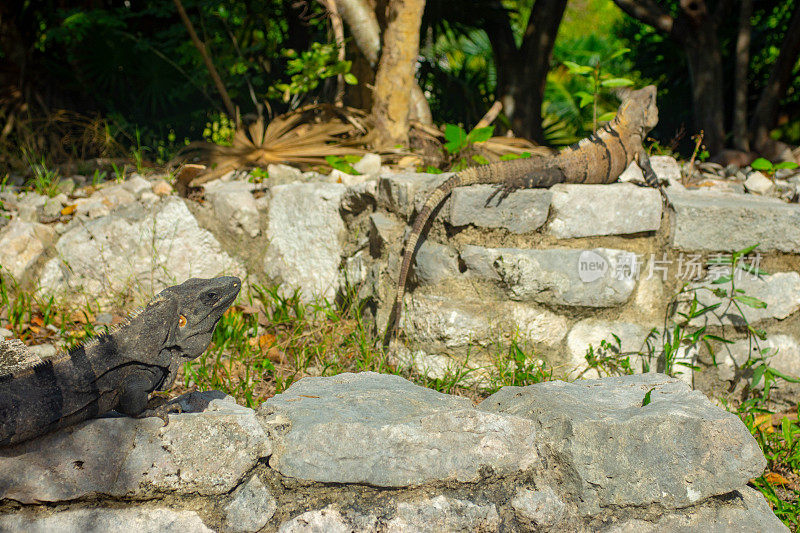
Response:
[[484, 166, 566, 207], [637, 150, 673, 210], [115, 371, 156, 417]]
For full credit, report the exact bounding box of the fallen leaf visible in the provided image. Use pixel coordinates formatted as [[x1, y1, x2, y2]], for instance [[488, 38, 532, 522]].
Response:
[[31, 316, 44, 327], [764, 472, 791, 486], [61, 204, 77, 216], [754, 413, 774, 433]]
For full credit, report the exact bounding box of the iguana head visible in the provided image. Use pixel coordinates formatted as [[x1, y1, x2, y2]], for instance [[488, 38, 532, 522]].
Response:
[[616, 85, 658, 137], [160, 276, 241, 360], [139, 276, 240, 390]]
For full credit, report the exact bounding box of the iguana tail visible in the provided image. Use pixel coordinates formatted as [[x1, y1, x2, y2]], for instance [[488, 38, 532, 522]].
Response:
[[382, 159, 546, 345]]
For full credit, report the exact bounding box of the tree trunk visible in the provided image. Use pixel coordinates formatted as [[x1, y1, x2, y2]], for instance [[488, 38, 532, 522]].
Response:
[[334, 0, 431, 123], [371, 0, 426, 147], [750, 2, 800, 157], [680, 25, 726, 154], [491, 0, 567, 143], [732, 0, 752, 152], [612, 0, 728, 154]]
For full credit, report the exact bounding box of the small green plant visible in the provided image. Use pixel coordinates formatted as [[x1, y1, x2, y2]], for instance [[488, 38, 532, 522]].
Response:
[[92, 169, 108, 186], [131, 128, 148, 174], [22, 149, 61, 197], [111, 162, 127, 183], [268, 42, 357, 107], [443, 123, 494, 171], [582, 334, 635, 377], [751, 157, 799, 176], [325, 155, 360, 175], [488, 339, 553, 392], [563, 48, 634, 131], [249, 167, 269, 183]]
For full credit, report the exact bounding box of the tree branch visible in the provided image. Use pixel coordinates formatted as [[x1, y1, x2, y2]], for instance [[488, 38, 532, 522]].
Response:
[[173, 0, 237, 123], [611, 0, 674, 35]]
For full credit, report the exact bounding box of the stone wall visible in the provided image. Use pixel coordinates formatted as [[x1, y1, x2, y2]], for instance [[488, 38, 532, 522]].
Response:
[[1, 157, 799, 401], [0, 373, 787, 532]]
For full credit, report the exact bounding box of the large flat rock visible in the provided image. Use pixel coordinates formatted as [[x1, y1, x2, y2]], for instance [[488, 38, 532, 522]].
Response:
[[448, 185, 551, 233], [547, 183, 662, 238], [669, 190, 800, 252], [479, 374, 766, 510], [0, 392, 269, 503], [259, 372, 541, 487], [604, 488, 787, 533], [461, 245, 637, 307]]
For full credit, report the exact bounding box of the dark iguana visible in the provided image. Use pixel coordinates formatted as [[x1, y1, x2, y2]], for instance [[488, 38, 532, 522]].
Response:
[[385, 85, 662, 343], [0, 276, 240, 446]]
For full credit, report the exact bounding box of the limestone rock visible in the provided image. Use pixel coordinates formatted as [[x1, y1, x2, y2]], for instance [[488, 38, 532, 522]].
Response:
[[38, 197, 243, 304], [688, 269, 800, 326], [277, 507, 378, 533], [378, 173, 450, 218], [462, 245, 637, 307], [401, 293, 569, 349], [565, 319, 651, 378], [413, 241, 459, 284], [0, 392, 269, 503], [122, 175, 152, 198], [744, 171, 774, 195], [669, 190, 800, 252], [369, 212, 403, 256], [205, 180, 260, 237], [547, 183, 662, 238], [222, 475, 277, 533], [480, 374, 766, 510], [386, 495, 501, 533], [605, 488, 787, 532], [353, 153, 382, 176], [263, 182, 346, 302], [448, 185, 551, 233], [716, 334, 800, 385], [0, 219, 55, 280], [511, 486, 566, 529], [259, 372, 540, 487], [266, 163, 303, 184], [0, 508, 212, 533]]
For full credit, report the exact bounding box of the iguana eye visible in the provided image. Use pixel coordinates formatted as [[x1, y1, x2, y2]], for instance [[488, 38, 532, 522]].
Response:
[[179, 315, 187, 328]]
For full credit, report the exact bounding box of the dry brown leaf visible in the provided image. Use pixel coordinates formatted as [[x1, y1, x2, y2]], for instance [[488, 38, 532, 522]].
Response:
[[764, 472, 791, 486], [754, 413, 775, 433], [61, 204, 77, 216]]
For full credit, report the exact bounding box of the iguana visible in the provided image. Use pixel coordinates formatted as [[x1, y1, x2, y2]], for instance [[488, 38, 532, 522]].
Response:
[[0, 276, 240, 446], [385, 85, 662, 343]]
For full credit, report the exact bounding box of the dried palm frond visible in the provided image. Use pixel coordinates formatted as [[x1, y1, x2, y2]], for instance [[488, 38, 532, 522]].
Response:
[[183, 104, 369, 186], [475, 136, 555, 160]]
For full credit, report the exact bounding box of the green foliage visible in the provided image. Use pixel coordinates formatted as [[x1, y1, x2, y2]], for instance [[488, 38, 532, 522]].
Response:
[[547, 45, 636, 139], [267, 42, 356, 108], [203, 113, 235, 147], [325, 155, 361, 175], [248, 167, 269, 183], [442, 123, 494, 170], [751, 157, 800, 176], [22, 149, 61, 198]]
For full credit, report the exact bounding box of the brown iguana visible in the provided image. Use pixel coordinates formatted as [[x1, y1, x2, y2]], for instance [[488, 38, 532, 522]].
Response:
[[385, 85, 662, 343], [0, 276, 240, 446]]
